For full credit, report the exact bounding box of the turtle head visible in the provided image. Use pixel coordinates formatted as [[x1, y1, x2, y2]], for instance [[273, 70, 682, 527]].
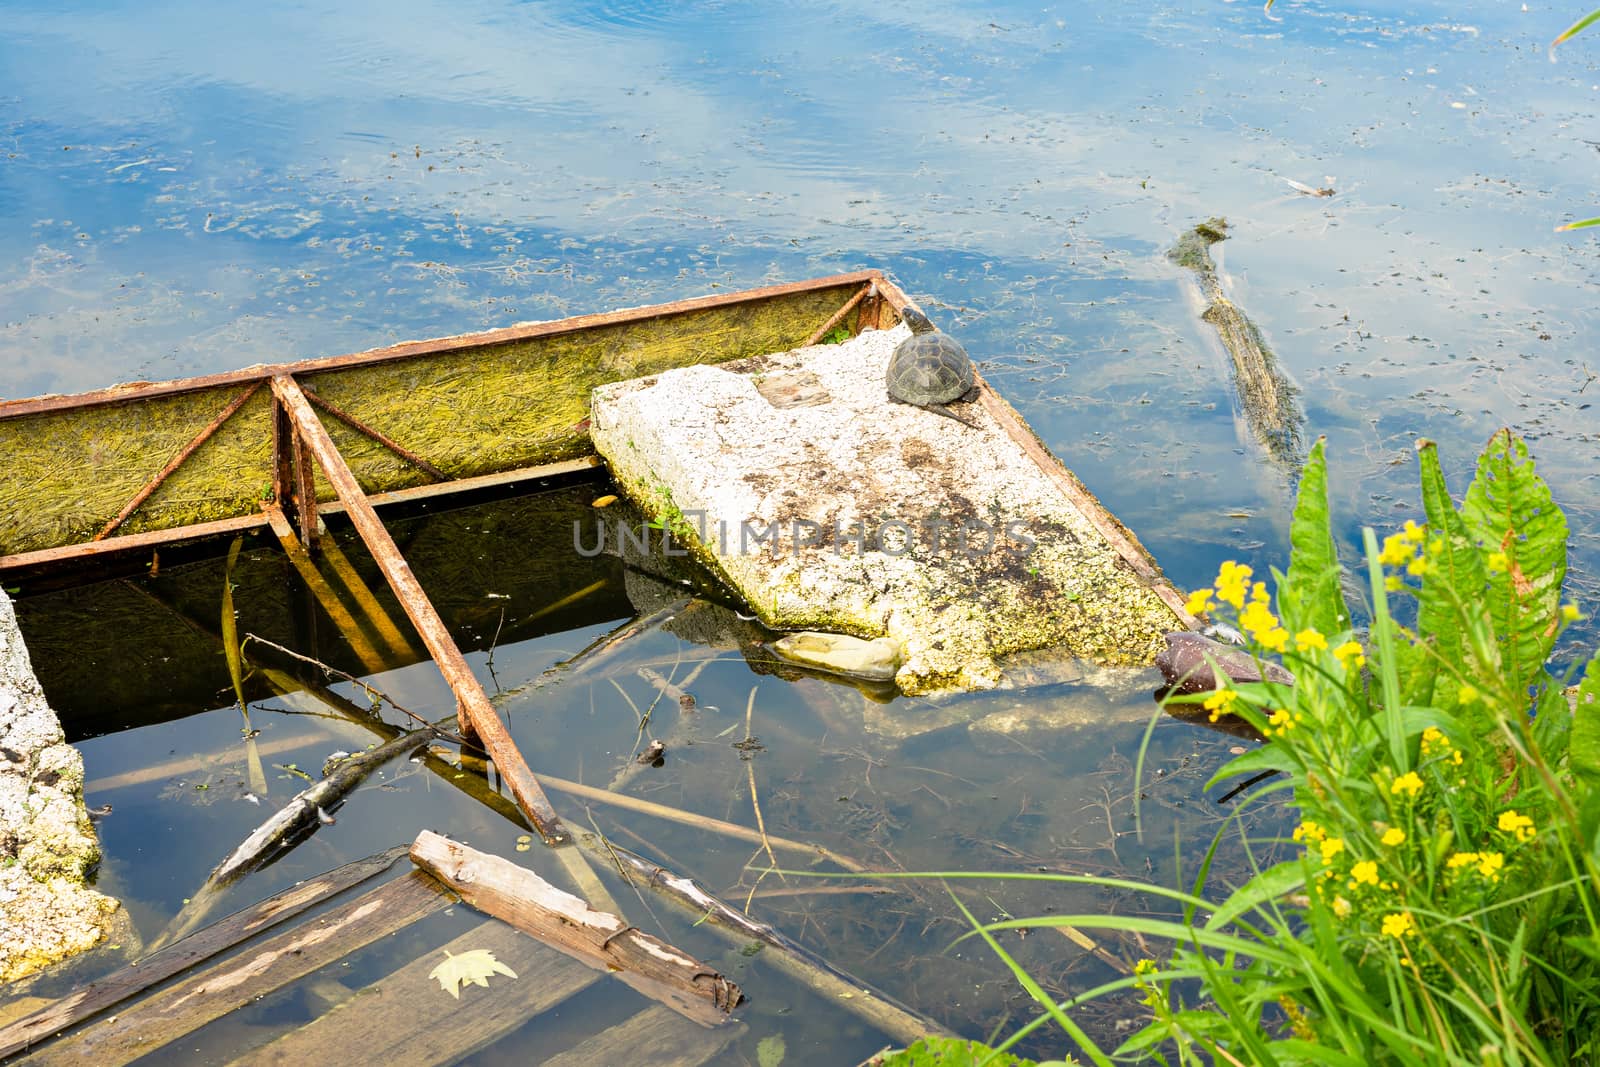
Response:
[[899, 306, 936, 335]]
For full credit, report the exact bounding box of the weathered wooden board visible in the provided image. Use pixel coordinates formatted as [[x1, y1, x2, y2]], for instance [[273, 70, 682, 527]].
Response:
[[0, 846, 409, 1061], [542, 1004, 746, 1067], [16, 870, 450, 1065], [410, 831, 742, 1026], [232, 919, 601, 1066]]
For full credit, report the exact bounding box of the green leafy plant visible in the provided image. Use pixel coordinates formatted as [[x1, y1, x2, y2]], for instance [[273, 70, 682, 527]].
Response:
[[951, 430, 1600, 1064]]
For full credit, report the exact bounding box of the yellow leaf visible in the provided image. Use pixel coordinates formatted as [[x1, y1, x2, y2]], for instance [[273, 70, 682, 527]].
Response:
[[428, 948, 518, 999]]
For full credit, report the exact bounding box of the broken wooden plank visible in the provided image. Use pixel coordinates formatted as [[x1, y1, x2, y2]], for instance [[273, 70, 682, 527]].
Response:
[[15, 870, 451, 1065], [268, 373, 570, 845], [0, 849, 416, 1061], [233, 919, 601, 1066], [409, 831, 742, 1027], [541, 1004, 745, 1067]]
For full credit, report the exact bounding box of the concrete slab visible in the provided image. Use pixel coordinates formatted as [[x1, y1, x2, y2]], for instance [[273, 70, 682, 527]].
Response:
[[0, 590, 123, 983], [590, 323, 1191, 695]]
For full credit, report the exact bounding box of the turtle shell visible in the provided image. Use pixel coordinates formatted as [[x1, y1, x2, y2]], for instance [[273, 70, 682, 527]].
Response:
[[886, 329, 974, 406]]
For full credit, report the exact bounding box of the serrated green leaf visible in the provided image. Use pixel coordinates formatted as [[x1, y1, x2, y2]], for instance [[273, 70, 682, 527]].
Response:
[[1402, 439, 1490, 708], [1279, 437, 1349, 637], [1572, 648, 1600, 788], [1459, 430, 1567, 699], [873, 1036, 1041, 1066]]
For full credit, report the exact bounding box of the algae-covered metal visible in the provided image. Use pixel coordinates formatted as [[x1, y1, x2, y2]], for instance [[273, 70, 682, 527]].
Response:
[[0, 273, 890, 566]]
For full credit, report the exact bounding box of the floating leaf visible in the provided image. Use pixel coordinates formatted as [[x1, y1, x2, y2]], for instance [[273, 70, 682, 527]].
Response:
[[428, 948, 518, 999], [757, 1033, 787, 1067]]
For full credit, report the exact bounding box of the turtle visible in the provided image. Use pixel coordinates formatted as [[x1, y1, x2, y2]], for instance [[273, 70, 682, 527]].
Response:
[[885, 307, 980, 428]]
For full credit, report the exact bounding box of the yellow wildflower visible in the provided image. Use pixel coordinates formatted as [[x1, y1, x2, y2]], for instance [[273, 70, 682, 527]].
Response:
[[1250, 581, 1270, 604], [1203, 688, 1238, 723], [1333, 640, 1366, 669], [1447, 851, 1479, 870], [1390, 772, 1424, 798], [1382, 827, 1406, 847], [1385, 575, 1405, 592], [1562, 603, 1584, 623], [1421, 726, 1448, 752], [1293, 820, 1326, 844], [1487, 551, 1508, 574], [1294, 628, 1328, 652], [1185, 588, 1216, 616], [1331, 895, 1352, 918], [1457, 684, 1480, 705], [1349, 860, 1379, 887], [1319, 837, 1346, 864], [1215, 561, 1253, 609], [1476, 852, 1505, 881], [1267, 708, 1295, 735], [1381, 911, 1416, 940], [1257, 626, 1290, 653], [1498, 810, 1535, 843], [1379, 521, 1427, 567]]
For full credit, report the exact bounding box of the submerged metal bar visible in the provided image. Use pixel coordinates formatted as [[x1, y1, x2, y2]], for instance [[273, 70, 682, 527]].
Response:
[[803, 281, 874, 347], [268, 373, 570, 845], [303, 386, 449, 482], [94, 382, 263, 541]]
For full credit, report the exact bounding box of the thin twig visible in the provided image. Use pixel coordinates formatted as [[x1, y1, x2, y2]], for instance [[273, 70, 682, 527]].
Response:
[[241, 633, 465, 743], [741, 685, 784, 896]]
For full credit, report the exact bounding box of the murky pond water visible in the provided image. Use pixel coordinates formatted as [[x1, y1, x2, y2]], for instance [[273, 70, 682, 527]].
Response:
[[3, 0, 1599, 1059]]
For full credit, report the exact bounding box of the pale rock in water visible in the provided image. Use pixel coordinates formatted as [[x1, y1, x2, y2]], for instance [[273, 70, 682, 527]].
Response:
[[771, 632, 902, 682]]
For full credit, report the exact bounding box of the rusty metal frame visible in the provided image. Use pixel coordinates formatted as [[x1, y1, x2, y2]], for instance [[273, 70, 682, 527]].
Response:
[[269, 373, 569, 844], [302, 386, 448, 482], [94, 382, 264, 541], [0, 271, 892, 420]]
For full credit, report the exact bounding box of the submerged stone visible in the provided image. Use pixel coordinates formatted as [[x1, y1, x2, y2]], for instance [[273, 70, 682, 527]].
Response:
[[771, 631, 902, 682], [1155, 631, 1295, 695], [590, 324, 1188, 694]]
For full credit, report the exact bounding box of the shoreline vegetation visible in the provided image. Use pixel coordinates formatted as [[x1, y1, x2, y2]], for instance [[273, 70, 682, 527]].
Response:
[[873, 430, 1599, 1066]]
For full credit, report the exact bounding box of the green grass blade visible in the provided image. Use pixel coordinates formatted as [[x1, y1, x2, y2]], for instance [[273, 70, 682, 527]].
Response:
[[944, 886, 1115, 1067], [1553, 8, 1600, 46]]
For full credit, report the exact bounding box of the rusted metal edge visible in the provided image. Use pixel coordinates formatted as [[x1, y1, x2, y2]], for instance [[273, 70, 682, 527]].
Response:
[[974, 378, 1200, 629], [0, 271, 889, 419], [0, 456, 603, 575], [270, 373, 571, 845], [304, 386, 448, 482], [94, 382, 264, 541], [802, 282, 874, 347]]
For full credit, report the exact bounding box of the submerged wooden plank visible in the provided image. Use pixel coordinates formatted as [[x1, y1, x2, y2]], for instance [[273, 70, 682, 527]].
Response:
[[17, 870, 451, 1065], [233, 919, 599, 1066], [0, 275, 876, 557], [410, 831, 742, 1026], [0, 846, 410, 1060], [541, 1004, 745, 1067]]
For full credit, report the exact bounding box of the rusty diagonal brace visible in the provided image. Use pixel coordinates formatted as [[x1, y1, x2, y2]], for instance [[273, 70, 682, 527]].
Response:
[[268, 373, 570, 845]]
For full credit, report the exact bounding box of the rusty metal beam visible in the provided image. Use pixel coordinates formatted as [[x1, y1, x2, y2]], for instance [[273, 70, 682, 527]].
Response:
[[95, 382, 263, 541], [268, 373, 570, 845], [303, 387, 449, 482], [1, 271, 890, 420], [803, 282, 874, 347]]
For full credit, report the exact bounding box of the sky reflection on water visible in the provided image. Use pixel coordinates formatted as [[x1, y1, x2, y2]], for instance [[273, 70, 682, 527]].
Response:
[[3, 0, 1599, 622]]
